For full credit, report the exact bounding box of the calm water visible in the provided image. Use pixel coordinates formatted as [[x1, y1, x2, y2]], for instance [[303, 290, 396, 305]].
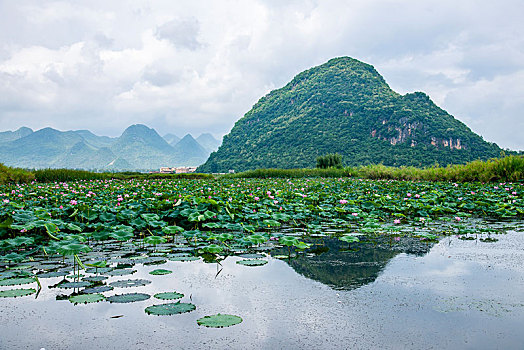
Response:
[[1, 232, 523, 349]]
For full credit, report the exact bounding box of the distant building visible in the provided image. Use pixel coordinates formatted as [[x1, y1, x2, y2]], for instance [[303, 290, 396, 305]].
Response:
[[159, 166, 198, 174]]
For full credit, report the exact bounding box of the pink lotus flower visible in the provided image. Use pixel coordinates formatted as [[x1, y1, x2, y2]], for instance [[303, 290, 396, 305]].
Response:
[[455, 216, 461, 221], [352, 213, 358, 216], [394, 219, 401, 224], [254, 197, 259, 201], [70, 200, 77, 205], [407, 193, 412, 197], [339, 199, 348, 204]]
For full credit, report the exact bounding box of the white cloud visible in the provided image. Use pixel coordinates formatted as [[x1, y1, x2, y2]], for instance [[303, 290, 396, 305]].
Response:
[[0, 0, 522, 149]]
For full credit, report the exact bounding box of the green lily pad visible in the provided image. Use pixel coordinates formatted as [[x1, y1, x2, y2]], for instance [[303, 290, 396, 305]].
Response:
[[69, 293, 106, 305], [107, 293, 150, 303], [149, 269, 172, 275], [109, 279, 152, 288], [82, 275, 108, 282], [0, 277, 36, 286], [145, 302, 196, 316], [168, 256, 200, 262], [236, 259, 268, 267], [154, 292, 184, 300], [57, 281, 93, 289], [197, 314, 243, 328], [81, 285, 113, 294], [0, 288, 36, 298], [105, 269, 136, 276], [38, 271, 68, 278]]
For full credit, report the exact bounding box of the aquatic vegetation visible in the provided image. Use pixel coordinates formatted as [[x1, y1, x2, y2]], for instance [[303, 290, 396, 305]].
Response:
[[107, 293, 150, 303], [145, 302, 196, 316], [69, 293, 106, 305], [0, 288, 36, 298], [154, 292, 184, 300], [236, 259, 268, 267], [197, 314, 243, 328]]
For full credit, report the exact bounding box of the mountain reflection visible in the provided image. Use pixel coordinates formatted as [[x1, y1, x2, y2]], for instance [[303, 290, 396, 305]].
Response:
[[276, 237, 432, 290]]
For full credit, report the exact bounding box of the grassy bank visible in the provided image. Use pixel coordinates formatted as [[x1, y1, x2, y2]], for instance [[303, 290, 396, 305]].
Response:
[[227, 155, 524, 182], [0, 163, 35, 185], [1, 155, 522, 184]]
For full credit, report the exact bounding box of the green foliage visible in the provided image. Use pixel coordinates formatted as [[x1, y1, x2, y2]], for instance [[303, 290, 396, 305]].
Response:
[[106, 293, 150, 303], [197, 314, 243, 328], [69, 293, 106, 304], [226, 156, 523, 182], [316, 153, 342, 169], [0, 163, 34, 185], [145, 302, 196, 316], [198, 57, 508, 173]]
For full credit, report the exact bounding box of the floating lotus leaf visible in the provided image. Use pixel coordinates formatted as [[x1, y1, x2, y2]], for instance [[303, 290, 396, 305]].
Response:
[[236, 259, 268, 267], [143, 259, 167, 266], [339, 235, 360, 243], [144, 235, 167, 245], [202, 244, 223, 254], [105, 269, 136, 276], [154, 292, 184, 300], [0, 270, 32, 279], [145, 302, 196, 316], [11, 264, 33, 270], [107, 293, 150, 303], [279, 236, 299, 246], [0, 277, 36, 286], [168, 256, 200, 262], [85, 267, 113, 274], [82, 275, 108, 282], [110, 279, 152, 288], [69, 293, 106, 305], [0, 288, 36, 298], [38, 271, 69, 278], [238, 253, 265, 259], [81, 285, 113, 294], [149, 269, 172, 275], [58, 281, 93, 289], [197, 314, 243, 328]]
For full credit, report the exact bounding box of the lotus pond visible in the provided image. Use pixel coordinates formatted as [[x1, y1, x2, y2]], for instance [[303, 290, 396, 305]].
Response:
[[0, 178, 523, 349]]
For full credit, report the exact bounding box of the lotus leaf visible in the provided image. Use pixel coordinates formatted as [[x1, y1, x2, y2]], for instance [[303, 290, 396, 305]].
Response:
[[197, 314, 243, 328], [109, 279, 152, 288], [0, 288, 36, 298], [69, 293, 106, 304], [236, 259, 268, 267], [149, 269, 172, 275], [107, 293, 150, 303], [154, 292, 184, 300], [0, 277, 36, 286], [145, 302, 196, 316]]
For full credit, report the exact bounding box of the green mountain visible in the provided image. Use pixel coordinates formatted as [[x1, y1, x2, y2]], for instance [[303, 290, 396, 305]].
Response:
[[198, 57, 503, 172], [109, 124, 177, 170], [0, 127, 33, 144], [196, 133, 221, 152], [0, 125, 212, 170], [172, 134, 209, 166], [163, 133, 181, 146]]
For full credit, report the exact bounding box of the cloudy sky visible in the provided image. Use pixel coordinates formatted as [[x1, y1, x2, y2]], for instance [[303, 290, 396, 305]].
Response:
[[0, 0, 522, 150]]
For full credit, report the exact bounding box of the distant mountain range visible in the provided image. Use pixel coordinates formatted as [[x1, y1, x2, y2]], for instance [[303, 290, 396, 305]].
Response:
[[0, 125, 221, 171]]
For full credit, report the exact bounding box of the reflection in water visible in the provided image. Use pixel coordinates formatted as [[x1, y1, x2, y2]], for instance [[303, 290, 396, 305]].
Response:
[[275, 237, 433, 290]]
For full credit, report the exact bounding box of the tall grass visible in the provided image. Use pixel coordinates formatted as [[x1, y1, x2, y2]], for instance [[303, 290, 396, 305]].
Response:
[[229, 156, 524, 182], [32, 168, 214, 183], [0, 163, 35, 185]]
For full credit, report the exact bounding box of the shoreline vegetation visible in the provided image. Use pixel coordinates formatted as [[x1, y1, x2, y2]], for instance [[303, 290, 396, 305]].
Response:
[[0, 155, 522, 185]]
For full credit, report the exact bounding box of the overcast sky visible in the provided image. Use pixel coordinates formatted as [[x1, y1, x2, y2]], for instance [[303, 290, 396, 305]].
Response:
[[0, 0, 522, 150]]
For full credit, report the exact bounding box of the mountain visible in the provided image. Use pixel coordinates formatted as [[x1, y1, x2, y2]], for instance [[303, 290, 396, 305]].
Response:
[[0, 125, 213, 170], [198, 57, 504, 173], [163, 133, 181, 146], [73, 130, 115, 149], [0, 127, 33, 144], [0, 127, 85, 168], [172, 134, 209, 166], [196, 133, 221, 152], [109, 124, 177, 170]]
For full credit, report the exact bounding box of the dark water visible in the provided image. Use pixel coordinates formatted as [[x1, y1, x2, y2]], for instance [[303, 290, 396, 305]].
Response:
[[1, 232, 523, 349]]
